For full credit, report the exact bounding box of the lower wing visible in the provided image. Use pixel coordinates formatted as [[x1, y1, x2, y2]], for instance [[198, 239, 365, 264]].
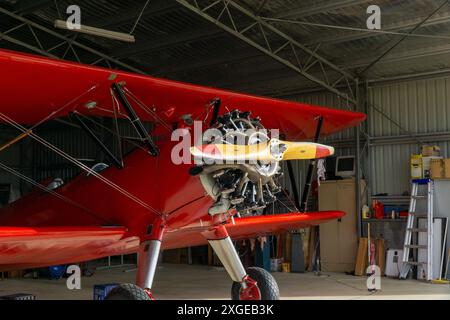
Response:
[[0, 212, 342, 270], [162, 211, 343, 250], [0, 226, 139, 271]]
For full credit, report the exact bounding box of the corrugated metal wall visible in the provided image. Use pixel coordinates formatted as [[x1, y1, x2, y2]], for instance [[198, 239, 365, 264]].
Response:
[[280, 91, 357, 199], [368, 77, 450, 195], [283, 75, 450, 199], [32, 126, 98, 183], [0, 126, 26, 199], [31, 119, 152, 183]]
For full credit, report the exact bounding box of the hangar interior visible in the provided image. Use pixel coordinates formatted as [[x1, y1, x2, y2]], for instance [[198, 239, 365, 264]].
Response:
[[1, 0, 450, 300]]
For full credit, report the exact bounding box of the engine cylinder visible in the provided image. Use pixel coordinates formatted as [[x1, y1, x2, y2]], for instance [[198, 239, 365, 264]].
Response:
[[196, 110, 282, 216]]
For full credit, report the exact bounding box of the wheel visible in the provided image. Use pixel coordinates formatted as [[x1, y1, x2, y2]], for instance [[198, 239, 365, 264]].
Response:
[[231, 267, 280, 300], [104, 283, 151, 300]]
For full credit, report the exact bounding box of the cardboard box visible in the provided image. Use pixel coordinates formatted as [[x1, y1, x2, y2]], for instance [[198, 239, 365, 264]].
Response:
[[411, 154, 423, 179], [430, 159, 444, 179], [411, 155, 444, 179], [445, 159, 450, 179], [423, 156, 443, 178], [421, 145, 441, 157], [7, 270, 24, 279]]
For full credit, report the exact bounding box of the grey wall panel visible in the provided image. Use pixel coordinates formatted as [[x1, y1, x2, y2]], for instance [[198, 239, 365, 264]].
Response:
[[0, 146, 22, 198], [32, 126, 98, 183], [368, 77, 450, 195], [368, 78, 450, 137], [30, 119, 152, 183], [370, 141, 450, 195], [285, 75, 450, 198], [285, 91, 356, 142], [280, 146, 355, 207]]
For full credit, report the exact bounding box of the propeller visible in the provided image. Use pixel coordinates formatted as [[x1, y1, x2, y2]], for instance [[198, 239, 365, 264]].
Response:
[[190, 138, 334, 162]]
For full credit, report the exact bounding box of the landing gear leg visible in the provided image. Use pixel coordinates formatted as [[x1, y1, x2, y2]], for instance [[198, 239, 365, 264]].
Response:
[[135, 240, 161, 299], [203, 225, 279, 300], [105, 222, 163, 300]]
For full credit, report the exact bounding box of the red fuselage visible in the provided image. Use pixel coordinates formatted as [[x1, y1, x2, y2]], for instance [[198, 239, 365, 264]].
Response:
[[0, 133, 210, 242]]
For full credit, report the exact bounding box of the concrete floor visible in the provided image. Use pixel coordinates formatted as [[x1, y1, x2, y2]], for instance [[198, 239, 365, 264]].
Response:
[[0, 263, 449, 300]]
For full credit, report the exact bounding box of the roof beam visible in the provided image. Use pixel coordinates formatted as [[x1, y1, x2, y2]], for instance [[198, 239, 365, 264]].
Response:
[[152, 46, 261, 75], [305, 11, 450, 46], [0, 7, 146, 74], [206, 61, 340, 90], [214, 43, 450, 92], [5, 0, 53, 15], [175, 0, 358, 104], [111, 27, 222, 58], [274, 0, 369, 19], [156, 11, 450, 77], [0, 30, 58, 58], [95, 0, 178, 29], [341, 42, 450, 69], [218, 47, 450, 96], [358, 0, 448, 75]]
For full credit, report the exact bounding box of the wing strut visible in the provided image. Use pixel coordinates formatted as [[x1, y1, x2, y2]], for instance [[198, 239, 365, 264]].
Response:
[[300, 116, 323, 212], [286, 161, 300, 210], [111, 83, 159, 156], [209, 98, 221, 127]]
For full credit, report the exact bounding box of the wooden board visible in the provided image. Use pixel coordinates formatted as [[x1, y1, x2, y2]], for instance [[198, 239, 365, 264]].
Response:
[[376, 239, 385, 274], [354, 238, 368, 276]]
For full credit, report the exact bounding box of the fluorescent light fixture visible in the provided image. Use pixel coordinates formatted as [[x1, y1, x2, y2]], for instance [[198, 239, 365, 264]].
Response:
[[54, 19, 135, 43]]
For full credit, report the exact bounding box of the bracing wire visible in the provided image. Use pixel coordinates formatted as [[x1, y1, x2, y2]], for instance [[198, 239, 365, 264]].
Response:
[[0, 112, 162, 216], [0, 81, 170, 216], [130, 0, 151, 35], [122, 87, 173, 132], [0, 161, 113, 224], [71, 111, 149, 153]]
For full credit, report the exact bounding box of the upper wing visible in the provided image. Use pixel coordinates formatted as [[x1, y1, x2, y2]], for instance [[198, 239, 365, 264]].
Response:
[[0, 49, 365, 140], [162, 211, 343, 250], [0, 226, 139, 271]]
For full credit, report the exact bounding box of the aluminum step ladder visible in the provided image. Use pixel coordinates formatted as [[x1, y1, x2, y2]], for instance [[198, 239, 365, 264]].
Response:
[[399, 179, 434, 280]]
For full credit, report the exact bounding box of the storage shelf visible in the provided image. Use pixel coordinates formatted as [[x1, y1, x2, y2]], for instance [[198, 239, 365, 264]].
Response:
[[371, 195, 410, 206], [362, 219, 407, 223], [372, 195, 409, 201]]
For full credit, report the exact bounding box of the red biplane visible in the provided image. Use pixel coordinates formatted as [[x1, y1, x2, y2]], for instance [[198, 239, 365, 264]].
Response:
[[0, 49, 365, 300]]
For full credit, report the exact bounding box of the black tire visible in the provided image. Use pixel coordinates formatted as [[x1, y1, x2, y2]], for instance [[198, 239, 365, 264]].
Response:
[[104, 283, 151, 300], [231, 267, 280, 300]]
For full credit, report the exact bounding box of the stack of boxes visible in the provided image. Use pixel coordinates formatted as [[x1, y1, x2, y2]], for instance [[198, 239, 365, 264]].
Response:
[[430, 158, 450, 179], [411, 145, 450, 179]]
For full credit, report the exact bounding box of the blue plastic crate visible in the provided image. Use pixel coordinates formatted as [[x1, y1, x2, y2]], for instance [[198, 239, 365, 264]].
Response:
[[37, 265, 67, 280], [48, 265, 67, 280], [93, 283, 118, 300]]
